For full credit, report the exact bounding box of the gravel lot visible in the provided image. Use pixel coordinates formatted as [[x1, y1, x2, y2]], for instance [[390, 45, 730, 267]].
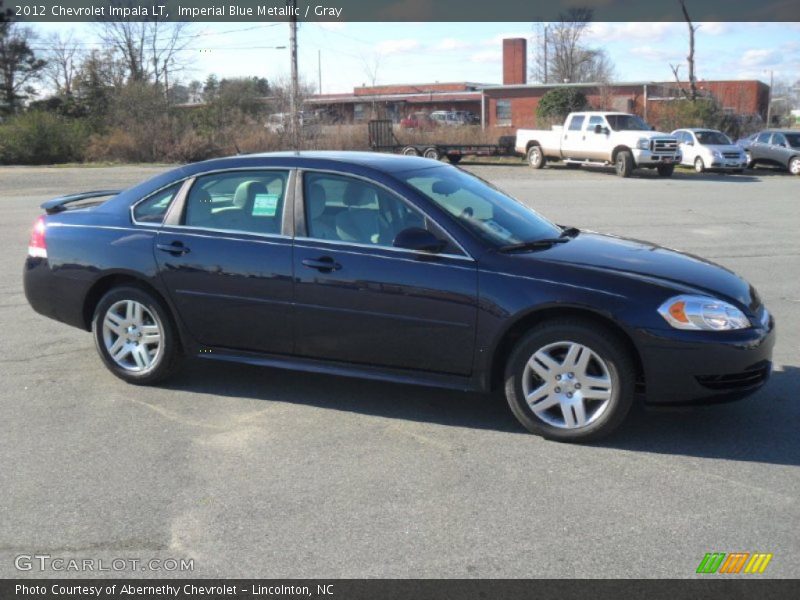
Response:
[[1, 162, 798, 578]]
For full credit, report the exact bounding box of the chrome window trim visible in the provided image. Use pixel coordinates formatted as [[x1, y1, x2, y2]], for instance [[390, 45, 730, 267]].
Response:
[[298, 168, 474, 261], [294, 236, 475, 263]]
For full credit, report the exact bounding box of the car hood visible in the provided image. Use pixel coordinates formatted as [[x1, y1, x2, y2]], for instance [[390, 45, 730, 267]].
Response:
[[515, 232, 757, 309], [697, 144, 744, 153]]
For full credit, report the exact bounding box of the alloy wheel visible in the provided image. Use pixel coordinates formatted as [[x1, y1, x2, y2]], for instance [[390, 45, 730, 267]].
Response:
[[522, 341, 613, 429], [102, 300, 162, 372]]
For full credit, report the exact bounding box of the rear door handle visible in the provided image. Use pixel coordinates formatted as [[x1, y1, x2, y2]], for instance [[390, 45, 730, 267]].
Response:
[[156, 241, 190, 256], [302, 256, 341, 272]]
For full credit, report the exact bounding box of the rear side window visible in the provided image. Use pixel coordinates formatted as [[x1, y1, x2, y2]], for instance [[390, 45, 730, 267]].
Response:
[[568, 115, 585, 131], [183, 170, 289, 235], [133, 183, 182, 224]]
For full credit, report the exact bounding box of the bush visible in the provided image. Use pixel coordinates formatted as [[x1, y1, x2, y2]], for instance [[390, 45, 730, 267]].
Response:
[[536, 88, 588, 125], [0, 111, 89, 164], [652, 98, 724, 134]]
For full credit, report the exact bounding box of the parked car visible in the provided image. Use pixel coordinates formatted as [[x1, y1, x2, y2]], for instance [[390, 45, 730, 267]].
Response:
[[516, 112, 681, 177], [24, 152, 774, 442], [671, 128, 748, 173], [400, 112, 437, 131], [430, 111, 460, 126], [737, 130, 800, 175]]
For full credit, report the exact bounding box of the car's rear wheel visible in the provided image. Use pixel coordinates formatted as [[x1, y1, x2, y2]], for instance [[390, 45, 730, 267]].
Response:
[[615, 150, 633, 177], [423, 147, 441, 160], [694, 157, 705, 173], [401, 146, 419, 156], [92, 286, 180, 385], [789, 156, 800, 175], [527, 145, 545, 169], [504, 319, 635, 442]]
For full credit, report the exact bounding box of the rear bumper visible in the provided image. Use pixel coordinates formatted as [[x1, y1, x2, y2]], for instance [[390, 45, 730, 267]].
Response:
[[23, 257, 89, 330], [635, 317, 776, 405]]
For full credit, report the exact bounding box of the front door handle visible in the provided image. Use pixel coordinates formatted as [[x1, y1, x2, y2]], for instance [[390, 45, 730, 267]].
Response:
[[302, 256, 341, 273], [156, 241, 190, 256]]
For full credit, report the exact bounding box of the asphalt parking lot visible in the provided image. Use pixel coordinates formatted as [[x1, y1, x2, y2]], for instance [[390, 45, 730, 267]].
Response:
[[1, 162, 798, 578]]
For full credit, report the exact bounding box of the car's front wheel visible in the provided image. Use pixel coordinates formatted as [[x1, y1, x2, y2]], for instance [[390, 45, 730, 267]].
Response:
[[789, 156, 800, 176], [694, 157, 705, 173], [92, 286, 181, 385], [504, 319, 635, 442]]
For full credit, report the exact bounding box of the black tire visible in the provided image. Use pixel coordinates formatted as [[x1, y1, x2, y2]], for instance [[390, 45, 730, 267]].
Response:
[[92, 286, 181, 385], [423, 147, 440, 160], [732, 169, 744, 175], [657, 164, 675, 177], [614, 150, 634, 178], [446, 155, 462, 164], [527, 144, 546, 169], [401, 146, 419, 156], [789, 156, 800, 176], [694, 157, 705, 173], [503, 319, 636, 442]]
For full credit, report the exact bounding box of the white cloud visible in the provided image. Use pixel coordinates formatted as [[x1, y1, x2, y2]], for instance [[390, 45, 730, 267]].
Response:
[[630, 45, 682, 63], [741, 48, 781, 68], [470, 49, 502, 64], [481, 32, 531, 47], [315, 22, 346, 32], [434, 38, 470, 51], [375, 38, 420, 55], [587, 22, 680, 44]]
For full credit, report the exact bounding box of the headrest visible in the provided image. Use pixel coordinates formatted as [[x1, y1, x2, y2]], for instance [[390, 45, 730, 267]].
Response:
[[232, 181, 268, 209], [307, 183, 327, 219], [343, 181, 378, 207]]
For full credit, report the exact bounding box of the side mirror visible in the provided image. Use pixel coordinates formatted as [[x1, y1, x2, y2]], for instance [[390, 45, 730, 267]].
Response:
[[393, 227, 447, 254], [593, 124, 603, 134]]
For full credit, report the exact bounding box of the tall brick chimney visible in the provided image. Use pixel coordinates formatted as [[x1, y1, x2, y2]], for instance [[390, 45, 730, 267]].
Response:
[[503, 38, 527, 85]]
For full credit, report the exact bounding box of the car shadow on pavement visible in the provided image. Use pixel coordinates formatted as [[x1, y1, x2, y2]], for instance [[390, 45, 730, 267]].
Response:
[[166, 361, 799, 465], [602, 365, 800, 466]]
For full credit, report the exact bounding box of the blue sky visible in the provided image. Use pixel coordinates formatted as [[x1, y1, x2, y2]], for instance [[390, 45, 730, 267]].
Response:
[[31, 22, 800, 93]]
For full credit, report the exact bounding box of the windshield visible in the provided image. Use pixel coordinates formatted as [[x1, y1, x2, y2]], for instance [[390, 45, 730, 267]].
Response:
[[606, 115, 651, 131], [399, 166, 562, 247], [695, 130, 732, 145], [785, 133, 800, 148]]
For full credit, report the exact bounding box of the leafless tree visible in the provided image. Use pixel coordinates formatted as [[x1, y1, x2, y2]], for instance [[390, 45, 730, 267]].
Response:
[[531, 8, 615, 84], [669, 0, 699, 101], [97, 20, 192, 91], [44, 31, 82, 95]]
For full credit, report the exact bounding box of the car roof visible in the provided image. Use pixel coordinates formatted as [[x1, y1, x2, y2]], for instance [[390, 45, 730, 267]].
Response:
[[199, 151, 440, 173]]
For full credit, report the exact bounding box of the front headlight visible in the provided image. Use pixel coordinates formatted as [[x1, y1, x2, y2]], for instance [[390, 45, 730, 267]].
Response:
[[712, 150, 723, 160], [658, 295, 751, 331], [637, 138, 650, 150]]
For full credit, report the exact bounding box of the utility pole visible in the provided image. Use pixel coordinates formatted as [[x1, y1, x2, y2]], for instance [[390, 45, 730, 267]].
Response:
[[542, 24, 548, 84], [318, 49, 322, 94], [765, 69, 774, 126], [288, 0, 300, 149]]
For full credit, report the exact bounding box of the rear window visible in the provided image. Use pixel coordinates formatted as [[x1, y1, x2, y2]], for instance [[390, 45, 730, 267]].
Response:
[[133, 183, 182, 224]]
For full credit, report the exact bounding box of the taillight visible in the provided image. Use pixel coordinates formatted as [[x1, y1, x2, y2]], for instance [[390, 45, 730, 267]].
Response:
[[28, 216, 47, 258]]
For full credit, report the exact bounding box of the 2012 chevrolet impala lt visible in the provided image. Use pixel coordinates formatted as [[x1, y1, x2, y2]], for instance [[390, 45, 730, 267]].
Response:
[[23, 152, 775, 441]]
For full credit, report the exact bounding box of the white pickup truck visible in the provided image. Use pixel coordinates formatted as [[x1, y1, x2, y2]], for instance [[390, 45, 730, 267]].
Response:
[[515, 111, 681, 177]]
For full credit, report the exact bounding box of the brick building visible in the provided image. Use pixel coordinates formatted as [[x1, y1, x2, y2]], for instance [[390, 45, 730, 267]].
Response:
[[306, 37, 770, 130]]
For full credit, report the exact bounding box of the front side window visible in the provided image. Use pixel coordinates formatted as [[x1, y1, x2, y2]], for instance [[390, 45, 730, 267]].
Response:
[[183, 170, 289, 235], [400, 165, 561, 247], [770, 133, 787, 147], [133, 183, 182, 224], [587, 116, 605, 130], [304, 173, 451, 250]]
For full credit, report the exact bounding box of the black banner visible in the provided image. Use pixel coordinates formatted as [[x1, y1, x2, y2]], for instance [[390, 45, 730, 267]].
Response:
[[3, 580, 800, 600], [4, 0, 800, 22]]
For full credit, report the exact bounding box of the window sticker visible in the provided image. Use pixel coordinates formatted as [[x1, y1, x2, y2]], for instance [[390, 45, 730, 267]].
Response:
[[252, 194, 279, 217]]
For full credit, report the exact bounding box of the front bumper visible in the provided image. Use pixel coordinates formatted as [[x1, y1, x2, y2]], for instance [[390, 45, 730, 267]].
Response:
[[707, 159, 748, 171], [634, 314, 776, 405], [632, 149, 682, 166]]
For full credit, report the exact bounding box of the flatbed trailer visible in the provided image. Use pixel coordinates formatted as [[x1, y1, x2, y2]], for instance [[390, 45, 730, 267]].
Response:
[[368, 120, 518, 164]]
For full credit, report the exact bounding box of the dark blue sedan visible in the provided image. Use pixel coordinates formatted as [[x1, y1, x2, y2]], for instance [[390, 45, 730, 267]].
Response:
[[23, 152, 775, 441]]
